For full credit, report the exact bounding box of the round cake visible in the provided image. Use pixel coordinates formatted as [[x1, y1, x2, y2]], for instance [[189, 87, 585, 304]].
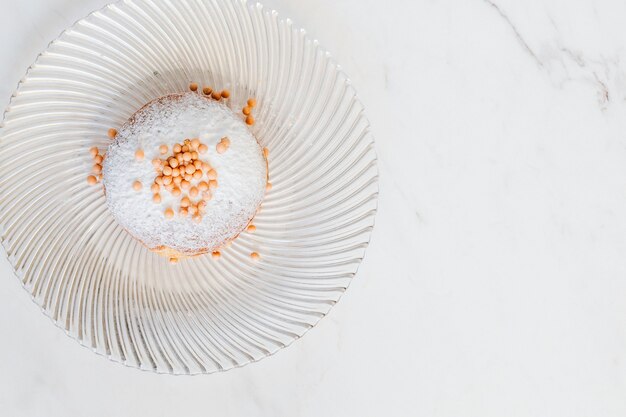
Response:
[[102, 92, 267, 259]]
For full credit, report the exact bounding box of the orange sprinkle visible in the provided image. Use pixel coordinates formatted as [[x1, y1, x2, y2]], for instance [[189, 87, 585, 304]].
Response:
[[189, 82, 198, 92], [165, 182, 175, 192], [159, 144, 168, 154], [197, 200, 207, 211], [266, 182, 272, 191], [211, 251, 221, 260], [180, 198, 191, 210], [201, 162, 211, 171], [164, 207, 174, 218], [163, 166, 173, 176], [245, 116, 255, 125], [153, 193, 161, 203], [216, 142, 227, 154], [133, 180, 142, 191], [177, 154, 184, 163], [169, 257, 178, 264], [193, 160, 202, 169], [209, 179, 218, 190], [221, 137, 231, 146], [189, 187, 199, 197], [181, 180, 191, 189], [247, 224, 257, 233], [169, 158, 179, 168], [202, 86, 212, 95], [151, 183, 160, 193], [155, 176, 164, 185], [242, 106, 251, 116], [173, 144, 182, 153], [184, 164, 194, 175], [193, 170, 202, 180], [183, 174, 192, 182], [94, 155, 103, 164], [152, 159, 162, 169], [107, 128, 117, 139], [183, 152, 192, 162], [191, 151, 199, 160], [207, 169, 218, 180], [92, 163, 102, 174], [190, 205, 198, 215], [172, 168, 180, 177], [211, 91, 222, 100], [171, 187, 181, 196], [221, 90, 230, 99], [179, 207, 188, 217], [263, 147, 269, 158], [191, 138, 200, 149], [247, 98, 257, 107], [250, 252, 260, 260], [197, 181, 208, 191], [162, 176, 172, 185], [87, 175, 97, 185], [173, 176, 182, 185], [198, 143, 208, 154], [182, 145, 189, 153], [135, 149, 144, 160], [89, 147, 99, 157]]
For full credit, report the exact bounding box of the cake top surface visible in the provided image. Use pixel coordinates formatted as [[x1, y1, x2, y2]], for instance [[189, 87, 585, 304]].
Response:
[[102, 92, 267, 254]]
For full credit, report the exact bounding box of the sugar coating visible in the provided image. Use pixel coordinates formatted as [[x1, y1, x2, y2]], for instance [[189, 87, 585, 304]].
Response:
[[102, 93, 267, 255]]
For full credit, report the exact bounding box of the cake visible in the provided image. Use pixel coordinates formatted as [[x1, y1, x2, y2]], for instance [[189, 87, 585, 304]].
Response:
[[99, 91, 267, 261]]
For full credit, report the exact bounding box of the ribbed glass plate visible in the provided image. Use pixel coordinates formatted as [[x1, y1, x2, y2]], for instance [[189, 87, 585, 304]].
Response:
[[0, 0, 377, 374]]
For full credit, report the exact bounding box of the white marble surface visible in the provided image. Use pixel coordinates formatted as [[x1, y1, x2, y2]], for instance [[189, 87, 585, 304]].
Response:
[[2, 0, 626, 415]]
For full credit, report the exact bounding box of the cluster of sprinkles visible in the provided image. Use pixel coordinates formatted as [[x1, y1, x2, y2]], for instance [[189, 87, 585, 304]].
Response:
[[242, 98, 256, 126], [148, 136, 222, 229], [86, 128, 118, 185], [86, 82, 272, 264], [86, 147, 105, 185]]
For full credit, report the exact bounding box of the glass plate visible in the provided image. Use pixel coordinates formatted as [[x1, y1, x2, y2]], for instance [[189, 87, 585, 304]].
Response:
[[0, 0, 378, 374]]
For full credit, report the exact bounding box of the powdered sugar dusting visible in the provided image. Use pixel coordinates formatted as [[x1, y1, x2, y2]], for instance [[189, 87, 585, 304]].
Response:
[[102, 93, 267, 254]]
